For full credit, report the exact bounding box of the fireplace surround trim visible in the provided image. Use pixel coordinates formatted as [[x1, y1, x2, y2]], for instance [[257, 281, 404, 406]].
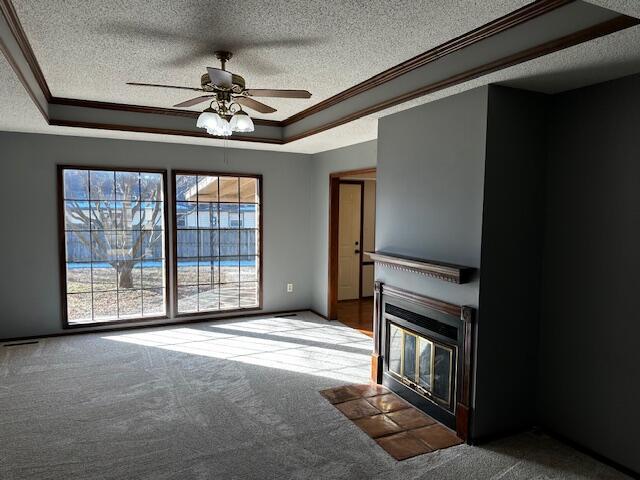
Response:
[[371, 282, 475, 441]]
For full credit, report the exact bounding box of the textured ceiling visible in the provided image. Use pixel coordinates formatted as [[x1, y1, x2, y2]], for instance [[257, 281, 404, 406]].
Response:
[[10, 0, 529, 120], [1, 1, 640, 154], [0, 46, 379, 153], [0, 52, 293, 152]]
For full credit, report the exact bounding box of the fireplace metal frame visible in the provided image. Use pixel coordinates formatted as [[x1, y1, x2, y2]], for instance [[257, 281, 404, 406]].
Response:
[[371, 282, 475, 441], [386, 322, 457, 412]]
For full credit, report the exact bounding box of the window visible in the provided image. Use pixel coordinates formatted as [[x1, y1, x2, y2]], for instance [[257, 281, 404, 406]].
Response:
[[174, 172, 261, 314], [60, 167, 168, 326]]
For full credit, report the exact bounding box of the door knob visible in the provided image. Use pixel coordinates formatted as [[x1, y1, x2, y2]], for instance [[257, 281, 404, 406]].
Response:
[[355, 249, 361, 254]]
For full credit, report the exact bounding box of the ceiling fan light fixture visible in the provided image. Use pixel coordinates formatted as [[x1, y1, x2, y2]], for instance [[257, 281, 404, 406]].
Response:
[[197, 108, 232, 136], [128, 50, 312, 136], [197, 108, 222, 130], [220, 118, 233, 136], [230, 110, 255, 133], [208, 117, 232, 137]]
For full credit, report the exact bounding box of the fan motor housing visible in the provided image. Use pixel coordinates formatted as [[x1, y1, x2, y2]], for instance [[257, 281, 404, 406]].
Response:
[[201, 73, 245, 94]]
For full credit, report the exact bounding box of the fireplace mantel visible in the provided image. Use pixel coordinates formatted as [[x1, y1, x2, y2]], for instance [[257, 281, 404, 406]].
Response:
[[366, 251, 474, 284]]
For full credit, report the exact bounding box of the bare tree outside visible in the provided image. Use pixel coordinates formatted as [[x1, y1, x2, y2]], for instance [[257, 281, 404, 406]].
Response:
[[65, 171, 163, 289], [63, 169, 166, 324], [61, 169, 259, 323]]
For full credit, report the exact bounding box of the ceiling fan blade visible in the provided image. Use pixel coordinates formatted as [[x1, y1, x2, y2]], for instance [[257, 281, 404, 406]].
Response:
[[127, 82, 204, 92], [244, 89, 312, 99], [206, 67, 233, 89], [173, 96, 215, 108], [235, 96, 277, 114]]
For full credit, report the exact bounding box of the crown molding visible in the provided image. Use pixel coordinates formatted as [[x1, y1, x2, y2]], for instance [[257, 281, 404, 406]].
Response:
[[49, 97, 281, 127], [1, 0, 638, 145], [0, 0, 50, 100], [49, 118, 284, 144], [281, 0, 574, 126], [0, 27, 46, 119], [283, 14, 639, 143]]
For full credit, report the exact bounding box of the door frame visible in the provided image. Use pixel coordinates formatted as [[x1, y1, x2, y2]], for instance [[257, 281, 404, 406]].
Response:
[[328, 167, 376, 320]]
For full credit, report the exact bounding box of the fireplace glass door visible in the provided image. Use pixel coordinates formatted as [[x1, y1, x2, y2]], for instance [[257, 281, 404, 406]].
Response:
[[387, 322, 455, 410]]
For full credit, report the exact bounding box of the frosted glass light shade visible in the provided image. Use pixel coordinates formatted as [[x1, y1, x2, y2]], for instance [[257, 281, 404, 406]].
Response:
[[230, 111, 254, 133], [218, 118, 232, 136], [197, 106, 247, 137], [197, 110, 222, 130], [207, 118, 232, 137]]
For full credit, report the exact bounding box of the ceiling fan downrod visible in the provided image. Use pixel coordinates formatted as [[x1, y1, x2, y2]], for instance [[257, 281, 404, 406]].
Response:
[[214, 50, 233, 71]]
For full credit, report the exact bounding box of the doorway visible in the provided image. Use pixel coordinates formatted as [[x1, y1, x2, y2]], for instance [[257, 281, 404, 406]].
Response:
[[328, 168, 376, 336], [338, 181, 362, 301]]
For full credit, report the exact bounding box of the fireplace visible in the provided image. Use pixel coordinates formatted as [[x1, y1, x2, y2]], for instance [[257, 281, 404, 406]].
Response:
[[387, 320, 456, 413], [371, 282, 474, 440]]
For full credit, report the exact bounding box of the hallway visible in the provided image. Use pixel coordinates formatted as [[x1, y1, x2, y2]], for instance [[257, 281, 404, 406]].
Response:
[[337, 298, 373, 337]]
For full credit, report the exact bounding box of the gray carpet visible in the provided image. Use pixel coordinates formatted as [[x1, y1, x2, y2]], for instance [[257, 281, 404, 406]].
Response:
[[0, 312, 628, 479]]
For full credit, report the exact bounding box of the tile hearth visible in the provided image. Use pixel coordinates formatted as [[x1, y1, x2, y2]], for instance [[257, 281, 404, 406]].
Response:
[[320, 383, 463, 460]]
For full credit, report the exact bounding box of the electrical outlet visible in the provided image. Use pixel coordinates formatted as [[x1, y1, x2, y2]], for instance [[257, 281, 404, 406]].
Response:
[[287, 283, 294, 293]]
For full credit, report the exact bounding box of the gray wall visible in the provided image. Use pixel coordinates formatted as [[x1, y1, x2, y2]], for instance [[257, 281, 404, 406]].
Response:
[[375, 88, 488, 436], [309, 140, 377, 316], [376, 87, 488, 309], [539, 74, 640, 473], [0, 132, 313, 339], [376, 85, 549, 441], [474, 86, 547, 438]]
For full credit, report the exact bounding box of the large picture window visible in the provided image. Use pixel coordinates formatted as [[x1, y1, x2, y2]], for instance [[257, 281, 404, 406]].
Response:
[[173, 172, 261, 314], [60, 167, 168, 326]]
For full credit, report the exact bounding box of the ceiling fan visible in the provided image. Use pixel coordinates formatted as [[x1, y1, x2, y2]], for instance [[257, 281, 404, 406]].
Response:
[[127, 51, 312, 136]]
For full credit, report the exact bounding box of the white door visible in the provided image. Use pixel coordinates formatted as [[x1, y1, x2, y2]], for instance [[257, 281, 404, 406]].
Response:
[[338, 183, 362, 300]]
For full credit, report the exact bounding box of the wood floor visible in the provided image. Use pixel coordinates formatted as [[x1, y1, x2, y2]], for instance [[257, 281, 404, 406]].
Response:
[[337, 298, 373, 337]]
